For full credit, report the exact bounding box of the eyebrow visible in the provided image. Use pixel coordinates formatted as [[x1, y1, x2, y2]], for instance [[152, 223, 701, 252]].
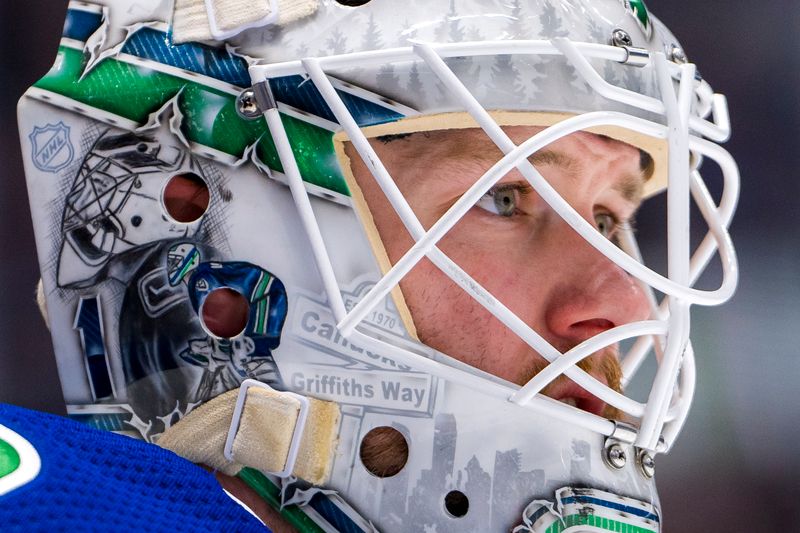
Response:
[[614, 174, 645, 205], [436, 140, 648, 204], [530, 149, 647, 205]]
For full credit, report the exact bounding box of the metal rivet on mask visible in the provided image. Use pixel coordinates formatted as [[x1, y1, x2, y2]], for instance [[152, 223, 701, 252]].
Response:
[[637, 449, 656, 478], [236, 89, 263, 120], [603, 442, 627, 470], [610, 28, 633, 48], [670, 45, 688, 64]]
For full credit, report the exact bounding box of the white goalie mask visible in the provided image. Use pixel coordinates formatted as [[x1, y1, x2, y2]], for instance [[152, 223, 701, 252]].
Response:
[[19, 0, 738, 531]]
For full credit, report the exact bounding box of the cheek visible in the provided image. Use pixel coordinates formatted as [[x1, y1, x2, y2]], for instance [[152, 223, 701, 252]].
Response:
[[442, 215, 552, 313], [397, 222, 552, 384], [400, 259, 493, 365]]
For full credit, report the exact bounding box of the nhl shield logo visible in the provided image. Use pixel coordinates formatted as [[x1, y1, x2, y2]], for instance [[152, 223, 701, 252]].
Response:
[[29, 122, 74, 173]]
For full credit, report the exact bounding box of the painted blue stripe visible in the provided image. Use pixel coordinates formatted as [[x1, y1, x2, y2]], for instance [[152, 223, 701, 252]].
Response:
[[309, 493, 365, 533], [528, 505, 552, 524], [269, 75, 405, 127], [63, 8, 103, 42], [340, 89, 405, 127], [561, 495, 660, 522], [269, 75, 337, 122], [121, 28, 252, 87]]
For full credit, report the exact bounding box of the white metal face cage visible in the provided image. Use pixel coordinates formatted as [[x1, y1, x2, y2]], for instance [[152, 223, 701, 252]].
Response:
[[249, 36, 738, 453]]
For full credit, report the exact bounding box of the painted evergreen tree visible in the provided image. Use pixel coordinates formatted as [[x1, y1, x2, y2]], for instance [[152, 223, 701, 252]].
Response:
[[376, 64, 401, 96], [507, 0, 526, 39], [490, 0, 526, 102], [442, 0, 478, 103], [531, 1, 587, 105], [397, 19, 426, 106], [447, 0, 465, 42], [434, 11, 449, 43], [398, 19, 417, 46], [466, 26, 494, 100], [360, 12, 392, 95], [323, 26, 349, 56], [491, 54, 526, 102], [467, 25, 483, 43], [587, 17, 620, 88], [622, 62, 644, 94], [362, 12, 384, 50], [539, 0, 568, 39], [406, 62, 426, 104]]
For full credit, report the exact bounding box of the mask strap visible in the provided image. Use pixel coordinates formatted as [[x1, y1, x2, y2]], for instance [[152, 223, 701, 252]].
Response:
[[158, 381, 340, 486], [172, 0, 319, 43]]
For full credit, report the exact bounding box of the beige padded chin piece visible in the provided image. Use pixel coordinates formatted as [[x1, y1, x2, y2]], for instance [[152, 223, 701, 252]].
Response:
[[157, 386, 340, 485], [172, 0, 319, 43]]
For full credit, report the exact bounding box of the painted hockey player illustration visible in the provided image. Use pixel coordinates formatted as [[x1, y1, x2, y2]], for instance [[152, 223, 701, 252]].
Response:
[[182, 260, 288, 399], [56, 131, 287, 427]]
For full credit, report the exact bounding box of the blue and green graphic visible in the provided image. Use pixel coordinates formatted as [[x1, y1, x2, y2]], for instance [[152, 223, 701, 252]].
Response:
[[0, 426, 41, 496], [625, 0, 652, 39], [0, 438, 20, 479]]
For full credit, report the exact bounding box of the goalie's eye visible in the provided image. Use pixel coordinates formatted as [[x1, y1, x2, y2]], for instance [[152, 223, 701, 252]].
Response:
[[475, 184, 529, 217]]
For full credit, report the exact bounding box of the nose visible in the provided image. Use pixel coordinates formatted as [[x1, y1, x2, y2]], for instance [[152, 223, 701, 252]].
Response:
[[543, 224, 651, 347]]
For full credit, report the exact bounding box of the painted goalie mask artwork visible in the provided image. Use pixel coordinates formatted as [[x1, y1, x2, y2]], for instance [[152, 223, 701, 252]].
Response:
[[18, 0, 738, 531]]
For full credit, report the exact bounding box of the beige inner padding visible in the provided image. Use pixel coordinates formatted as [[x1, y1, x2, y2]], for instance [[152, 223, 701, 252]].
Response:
[[158, 387, 340, 485], [333, 111, 668, 340]]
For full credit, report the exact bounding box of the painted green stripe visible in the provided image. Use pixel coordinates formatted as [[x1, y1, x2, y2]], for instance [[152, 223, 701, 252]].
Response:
[[0, 438, 21, 478], [177, 252, 198, 281], [34, 46, 349, 196], [252, 274, 270, 334], [237, 467, 326, 533], [545, 513, 657, 533], [253, 273, 270, 300], [256, 298, 268, 334], [629, 0, 651, 29]]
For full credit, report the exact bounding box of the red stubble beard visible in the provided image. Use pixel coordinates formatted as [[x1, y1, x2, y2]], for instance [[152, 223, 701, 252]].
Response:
[[525, 345, 625, 420]]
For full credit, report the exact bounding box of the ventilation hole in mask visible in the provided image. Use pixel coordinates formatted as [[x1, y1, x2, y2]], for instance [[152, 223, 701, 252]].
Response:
[[200, 288, 249, 338], [444, 490, 469, 518], [335, 0, 372, 6], [359, 426, 408, 478], [163, 172, 210, 223]]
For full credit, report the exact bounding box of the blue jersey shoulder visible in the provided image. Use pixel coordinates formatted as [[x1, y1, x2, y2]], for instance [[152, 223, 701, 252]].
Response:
[[0, 403, 267, 532]]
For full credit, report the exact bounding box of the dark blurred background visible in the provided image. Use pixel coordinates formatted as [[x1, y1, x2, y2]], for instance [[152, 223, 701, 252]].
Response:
[[1, 1, 797, 530]]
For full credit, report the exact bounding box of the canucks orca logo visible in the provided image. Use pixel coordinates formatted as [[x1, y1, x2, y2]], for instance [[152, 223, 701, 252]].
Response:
[[622, 0, 653, 40], [29, 122, 75, 173], [0, 425, 41, 496]]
